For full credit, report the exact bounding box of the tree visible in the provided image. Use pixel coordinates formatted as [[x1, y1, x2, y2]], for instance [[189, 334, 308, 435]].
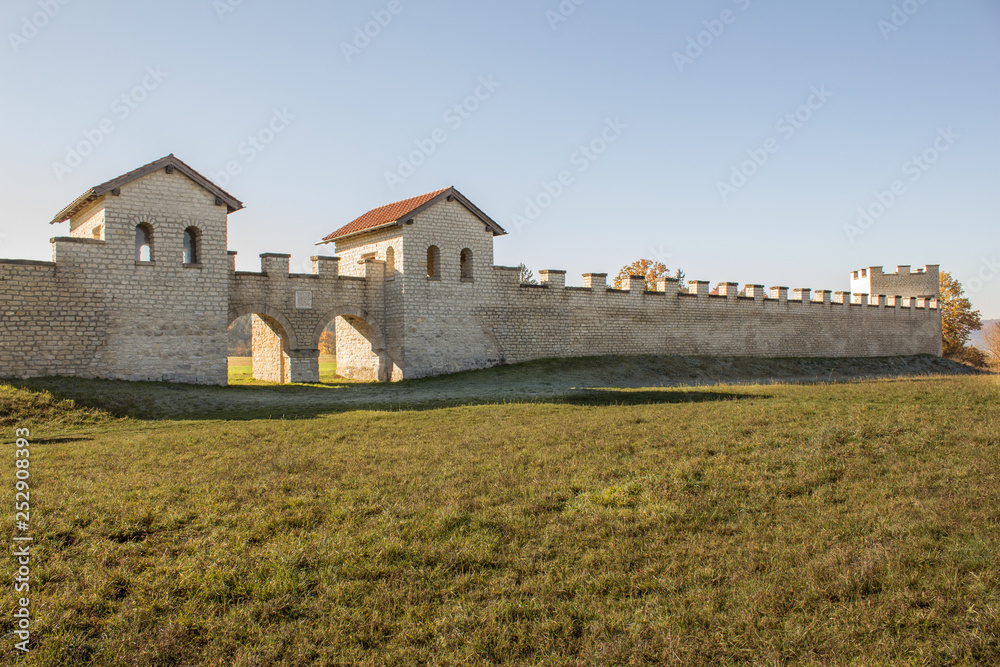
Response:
[[939, 272, 982, 358], [319, 328, 336, 356], [227, 315, 252, 357], [984, 322, 1000, 369], [613, 259, 684, 291], [518, 263, 537, 285]]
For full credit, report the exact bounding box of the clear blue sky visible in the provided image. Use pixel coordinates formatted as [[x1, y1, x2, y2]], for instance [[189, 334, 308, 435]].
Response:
[[2, 0, 998, 317]]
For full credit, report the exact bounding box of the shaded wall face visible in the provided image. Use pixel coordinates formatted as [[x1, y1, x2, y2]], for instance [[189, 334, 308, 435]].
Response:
[[335, 315, 381, 381], [251, 314, 290, 383], [333, 229, 406, 376]]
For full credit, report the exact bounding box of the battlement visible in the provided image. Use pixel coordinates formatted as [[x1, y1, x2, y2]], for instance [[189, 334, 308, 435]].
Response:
[[496, 267, 939, 313]]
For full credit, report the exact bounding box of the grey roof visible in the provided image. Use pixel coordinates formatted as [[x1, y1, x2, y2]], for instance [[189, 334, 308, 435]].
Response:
[[50, 154, 244, 224]]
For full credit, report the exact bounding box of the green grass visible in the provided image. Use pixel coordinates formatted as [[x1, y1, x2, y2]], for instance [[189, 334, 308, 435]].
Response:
[[0, 364, 998, 665], [228, 355, 339, 384]]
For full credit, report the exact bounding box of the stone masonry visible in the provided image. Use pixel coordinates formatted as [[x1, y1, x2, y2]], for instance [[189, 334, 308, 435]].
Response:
[[0, 155, 942, 386]]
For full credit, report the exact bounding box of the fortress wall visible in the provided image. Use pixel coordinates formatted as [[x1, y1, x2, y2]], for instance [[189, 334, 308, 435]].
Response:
[[470, 272, 942, 371], [230, 256, 392, 381], [0, 258, 110, 379]]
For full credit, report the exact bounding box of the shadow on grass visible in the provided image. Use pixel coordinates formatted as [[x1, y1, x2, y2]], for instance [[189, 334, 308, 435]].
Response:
[[3, 353, 980, 424], [553, 389, 757, 407], [3, 377, 765, 423]]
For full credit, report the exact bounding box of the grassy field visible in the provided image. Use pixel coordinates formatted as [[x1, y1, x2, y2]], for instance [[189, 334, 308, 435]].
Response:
[[227, 355, 339, 384], [0, 359, 997, 665]]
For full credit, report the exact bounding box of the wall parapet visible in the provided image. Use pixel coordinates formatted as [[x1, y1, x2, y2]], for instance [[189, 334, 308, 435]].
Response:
[[493, 270, 939, 319]]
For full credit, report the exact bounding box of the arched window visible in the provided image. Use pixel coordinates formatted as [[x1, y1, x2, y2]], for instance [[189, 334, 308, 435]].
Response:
[[460, 248, 473, 281], [426, 245, 440, 279], [385, 246, 395, 280], [135, 224, 153, 262], [183, 227, 200, 264]]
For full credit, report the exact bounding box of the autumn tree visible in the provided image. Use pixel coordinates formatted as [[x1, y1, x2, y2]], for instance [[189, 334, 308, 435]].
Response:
[[983, 321, 1000, 369], [518, 263, 537, 285], [939, 271, 982, 357], [613, 259, 684, 291], [319, 327, 336, 356]]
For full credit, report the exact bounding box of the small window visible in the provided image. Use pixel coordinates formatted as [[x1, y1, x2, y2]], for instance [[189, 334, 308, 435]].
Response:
[[385, 247, 395, 280], [135, 224, 152, 262], [183, 227, 200, 264], [427, 245, 440, 279], [460, 248, 473, 280]]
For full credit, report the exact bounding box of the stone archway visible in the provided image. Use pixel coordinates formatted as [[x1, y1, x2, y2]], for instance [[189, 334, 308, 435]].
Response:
[[313, 306, 394, 382], [228, 305, 304, 384]]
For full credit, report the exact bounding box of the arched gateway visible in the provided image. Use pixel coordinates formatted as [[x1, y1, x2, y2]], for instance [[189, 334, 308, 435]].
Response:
[[0, 154, 942, 386]]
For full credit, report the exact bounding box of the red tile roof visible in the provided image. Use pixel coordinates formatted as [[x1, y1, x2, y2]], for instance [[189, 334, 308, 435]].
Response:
[[322, 188, 451, 242]]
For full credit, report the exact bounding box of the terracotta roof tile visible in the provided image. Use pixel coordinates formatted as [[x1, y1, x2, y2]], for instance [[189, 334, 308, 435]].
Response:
[[322, 188, 451, 242]]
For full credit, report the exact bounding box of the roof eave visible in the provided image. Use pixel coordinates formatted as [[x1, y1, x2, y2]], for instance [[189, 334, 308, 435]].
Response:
[[49, 190, 100, 224], [49, 154, 245, 224], [318, 220, 402, 245]]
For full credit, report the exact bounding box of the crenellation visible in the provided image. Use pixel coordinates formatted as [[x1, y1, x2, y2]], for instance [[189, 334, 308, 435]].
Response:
[[539, 270, 566, 289], [717, 282, 739, 299], [311, 255, 339, 278], [689, 280, 710, 297], [260, 253, 291, 277]]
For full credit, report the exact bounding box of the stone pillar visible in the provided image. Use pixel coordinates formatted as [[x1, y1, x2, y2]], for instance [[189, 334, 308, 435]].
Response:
[[770, 286, 789, 303], [815, 290, 832, 305], [871, 295, 886, 308], [688, 280, 709, 296], [261, 253, 291, 277], [744, 284, 766, 301], [716, 282, 739, 299], [627, 274, 645, 295], [854, 293, 869, 306], [793, 288, 812, 302], [539, 270, 566, 289], [311, 255, 340, 278], [287, 349, 320, 383], [833, 291, 851, 305], [228, 250, 238, 274], [582, 273, 607, 289], [251, 314, 290, 383], [656, 278, 679, 297]]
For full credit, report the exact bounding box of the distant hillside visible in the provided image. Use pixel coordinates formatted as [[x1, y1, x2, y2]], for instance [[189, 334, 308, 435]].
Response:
[[970, 320, 998, 349]]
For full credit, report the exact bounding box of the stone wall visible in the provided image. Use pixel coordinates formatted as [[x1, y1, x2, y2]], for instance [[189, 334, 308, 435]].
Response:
[[251, 314, 290, 383], [228, 253, 392, 382], [0, 160, 944, 387], [472, 276, 941, 372], [395, 200, 503, 377], [851, 265, 940, 300], [1, 169, 232, 385]]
